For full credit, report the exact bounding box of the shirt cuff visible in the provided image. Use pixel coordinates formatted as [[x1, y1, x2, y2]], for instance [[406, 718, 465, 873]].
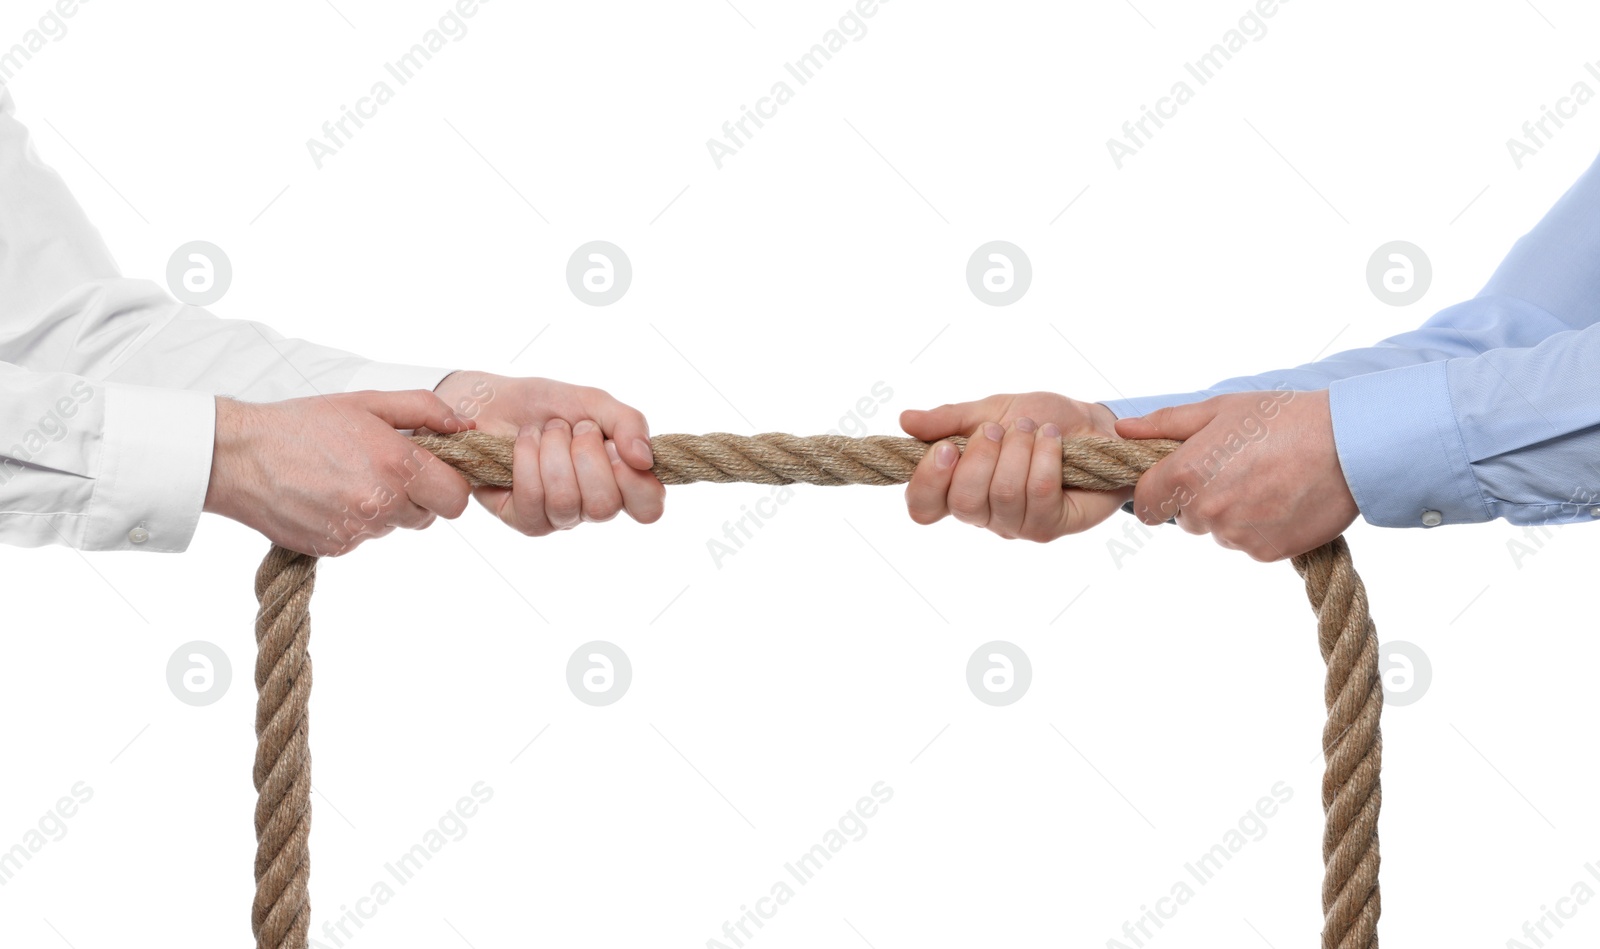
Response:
[[84, 384, 216, 552], [1327, 361, 1492, 528], [341, 361, 457, 394]]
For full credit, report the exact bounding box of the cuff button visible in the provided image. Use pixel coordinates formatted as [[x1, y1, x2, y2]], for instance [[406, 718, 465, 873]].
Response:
[[128, 526, 150, 544], [1420, 510, 1443, 527]]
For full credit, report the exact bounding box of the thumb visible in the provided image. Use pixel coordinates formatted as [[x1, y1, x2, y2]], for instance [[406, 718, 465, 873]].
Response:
[[357, 389, 476, 434], [1130, 453, 1191, 527], [900, 396, 1008, 440], [1114, 399, 1218, 441]]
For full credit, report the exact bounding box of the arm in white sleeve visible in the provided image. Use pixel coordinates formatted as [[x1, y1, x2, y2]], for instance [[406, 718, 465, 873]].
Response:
[[0, 86, 452, 401], [0, 87, 450, 551]]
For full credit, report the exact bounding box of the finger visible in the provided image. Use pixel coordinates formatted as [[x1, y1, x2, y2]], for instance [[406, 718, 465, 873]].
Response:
[[1020, 422, 1067, 542], [539, 419, 582, 529], [353, 389, 475, 434], [388, 438, 473, 520], [569, 420, 623, 522], [478, 423, 555, 536], [1172, 507, 1208, 536], [904, 438, 959, 525], [986, 418, 1037, 539], [327, 522, 394, 557], [579, 388, 653, 470], [899, 395, 1010, 440], [602, 440, 666, 524], [389, 501, 435, 531], [1114, 398, 1220, 442], [1132, 451, 1205, 532], [948, 422, 1005, 527]]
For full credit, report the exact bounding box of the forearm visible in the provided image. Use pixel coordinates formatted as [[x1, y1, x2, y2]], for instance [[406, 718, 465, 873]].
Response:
[[1100, 297, 1569, 419], [68, 277, 455, 400], [1106, 147, 1600, 419], [0, 87, 452, 401]]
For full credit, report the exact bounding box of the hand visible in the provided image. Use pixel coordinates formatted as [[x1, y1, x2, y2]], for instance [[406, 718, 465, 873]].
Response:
[[900, 392, 1132, 542], [432, 371, 665, 535], [1114, 389, 1358, 561], [204, 390, 477, 556]]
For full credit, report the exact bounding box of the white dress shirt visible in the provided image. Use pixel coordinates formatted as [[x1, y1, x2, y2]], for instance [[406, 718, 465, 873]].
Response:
[[1, 88, 452, 552]]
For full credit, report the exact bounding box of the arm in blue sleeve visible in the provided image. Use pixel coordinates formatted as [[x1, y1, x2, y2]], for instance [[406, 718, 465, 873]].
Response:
[[1329, 321, 1600, 528], [1103, 146, 1600, 420]]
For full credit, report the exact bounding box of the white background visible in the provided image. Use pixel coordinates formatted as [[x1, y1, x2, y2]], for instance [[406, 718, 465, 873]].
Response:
[[2, 1, 1599, 946]]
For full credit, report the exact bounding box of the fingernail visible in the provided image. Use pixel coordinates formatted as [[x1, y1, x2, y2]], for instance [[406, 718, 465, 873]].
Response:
[[634, 438, 654, 466], [605, 441, 621, 464], [1041, 423, 1060, 439], [518, 423, 536, 439], [544, 418, 567, 432], [983, 423, 1003, 443], [572, 420, 597, 436], [1016, 417, 1037, 433], [934, 441, 957, 469]]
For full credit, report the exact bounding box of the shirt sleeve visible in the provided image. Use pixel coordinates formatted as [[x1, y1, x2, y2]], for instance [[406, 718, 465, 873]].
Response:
[[0, 365, 214, 551], [1102, 146, 1600, 529], [0, 87, 452, 552], [1102, 146, 1600, 421], [1330, 322, 1600, 528]]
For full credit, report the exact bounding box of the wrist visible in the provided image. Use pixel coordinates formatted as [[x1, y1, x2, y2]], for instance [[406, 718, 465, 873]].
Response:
[[434, 369, 498, 420], [1089, 401, 1120, 437], [204, 397, 257, 519]]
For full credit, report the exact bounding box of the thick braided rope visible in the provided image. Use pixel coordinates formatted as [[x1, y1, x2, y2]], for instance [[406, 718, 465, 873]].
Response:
[[252, 545, 315, 949], [253, 430, 1380, 949]]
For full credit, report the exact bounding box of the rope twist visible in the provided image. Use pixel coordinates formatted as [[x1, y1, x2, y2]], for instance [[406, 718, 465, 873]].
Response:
[[253, 430, 1380, 949]]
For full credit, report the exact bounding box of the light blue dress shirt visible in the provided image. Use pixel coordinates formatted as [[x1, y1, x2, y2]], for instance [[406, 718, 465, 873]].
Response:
[[1104, 150, 1600, 530]]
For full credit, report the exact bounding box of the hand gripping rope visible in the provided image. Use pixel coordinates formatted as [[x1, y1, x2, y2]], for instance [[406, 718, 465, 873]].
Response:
[[251, 431, 1381, 949]]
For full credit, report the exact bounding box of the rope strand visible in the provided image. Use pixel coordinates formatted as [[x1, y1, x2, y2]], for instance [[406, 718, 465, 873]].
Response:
[[253, 430, 1380, 949]]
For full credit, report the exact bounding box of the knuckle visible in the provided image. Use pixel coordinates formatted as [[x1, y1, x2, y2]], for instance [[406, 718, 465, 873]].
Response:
[[584, 497, 621, 522], [947, 489, 985, 517], [546, 489, 582, 521], [1170, 468, 1202, 497], [1026, 477, 1058, 502], [516, 473, 545, 503]]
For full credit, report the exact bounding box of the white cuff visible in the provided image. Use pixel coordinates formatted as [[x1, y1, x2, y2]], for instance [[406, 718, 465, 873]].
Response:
[[83, 384, 216, 552]]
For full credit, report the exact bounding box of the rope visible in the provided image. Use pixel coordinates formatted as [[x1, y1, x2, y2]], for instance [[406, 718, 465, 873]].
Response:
[[253, 430, 1380, 949]]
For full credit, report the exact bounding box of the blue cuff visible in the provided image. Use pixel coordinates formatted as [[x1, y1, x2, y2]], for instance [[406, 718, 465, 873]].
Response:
[[1327, 361, 1491, 528]]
